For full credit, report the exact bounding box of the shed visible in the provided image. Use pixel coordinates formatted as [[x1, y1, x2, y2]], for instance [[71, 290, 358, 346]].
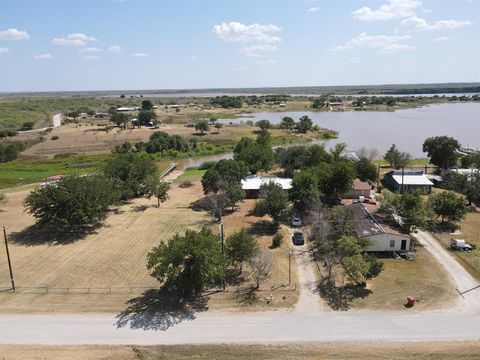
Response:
[[344, 179, 372, 199], [347, 203, 411, 252], [241, 175, 292, 198]]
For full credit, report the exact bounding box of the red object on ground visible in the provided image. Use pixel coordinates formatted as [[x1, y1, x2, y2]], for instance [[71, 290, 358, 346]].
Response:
[[47, 175, 64, 181], [407, 296, 416, 306]]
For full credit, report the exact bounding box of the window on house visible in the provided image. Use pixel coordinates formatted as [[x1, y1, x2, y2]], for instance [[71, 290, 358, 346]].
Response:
[[390, 240, 395, 248]]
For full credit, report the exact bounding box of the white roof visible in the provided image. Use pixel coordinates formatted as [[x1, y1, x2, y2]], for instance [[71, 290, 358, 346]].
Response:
[[241, 176, 292, 190], [392, 174, 433, 186], [452, 168, 480, 176]]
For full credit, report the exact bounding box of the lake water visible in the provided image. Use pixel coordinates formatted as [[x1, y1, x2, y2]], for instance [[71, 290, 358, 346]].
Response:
[[225, 103, 480, 158]]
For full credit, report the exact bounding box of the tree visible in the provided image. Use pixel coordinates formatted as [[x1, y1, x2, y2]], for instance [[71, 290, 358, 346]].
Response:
[[202, 191, 230, 221], [384, 144, 411, 169], [215, 122, 223, 134], [144, 176, 170, 207], [248, 250, 273, 289], [24, 176, 115, 233], [461, 152, 480, 168], [102, 152, 157, 199], [393, 190, 428, 231], [137, 110, 157, 126], [428, 191, 468, 224], [356, 157, 378, 181], [147, 229, 226, 297], [226, 228, 258, 272], [201, 159, 249, 194], [253, 182, 289, 228], [67, 111, 79, 121], [255, 119, 271, 131], [442, 171, 469, 193], [195, 120, 210, 135], [296, 115, 313, 133], [224, 182, 246, 210], [141, 100, 154, 111], [111, 112, 130, 129], [255, 129, 272, 147], [20, 121, 35, 131], [233, 136, 274, 174], [280, 116, 295, 131], [423, 136, 461, 169], [465, 173, 480, 205]]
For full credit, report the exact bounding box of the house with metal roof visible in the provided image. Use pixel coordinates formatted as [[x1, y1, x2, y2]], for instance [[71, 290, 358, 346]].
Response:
[[347, 203, 411, 252], [241, 175, 292, 198], [384, 170, 433, 194]]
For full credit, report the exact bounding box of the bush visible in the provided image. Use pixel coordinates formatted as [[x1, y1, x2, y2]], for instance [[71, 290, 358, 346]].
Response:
[[51, 135, 60, 140], [272, 233, 283, 248], [198, 160, 217, 170], [179, 180, 193, 188], [20, 121, 35, 131]]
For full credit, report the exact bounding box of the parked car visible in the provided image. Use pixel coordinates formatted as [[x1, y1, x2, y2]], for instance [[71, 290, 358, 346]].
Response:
[[290, 214, 302, 227], [450, 239, 475, 251], [292, 232, 305, 246]]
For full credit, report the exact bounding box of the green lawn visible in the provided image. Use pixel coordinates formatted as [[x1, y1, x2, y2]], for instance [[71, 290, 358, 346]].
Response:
[[0, 154, 111, 188], [173, 168, 206, 183]]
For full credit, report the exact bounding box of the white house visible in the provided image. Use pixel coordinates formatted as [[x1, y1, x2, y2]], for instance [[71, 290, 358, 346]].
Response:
[[348, 203, 411, 252], [241, 175, 292, 198]]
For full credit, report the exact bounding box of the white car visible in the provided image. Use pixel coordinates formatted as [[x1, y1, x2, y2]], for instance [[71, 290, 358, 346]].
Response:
[[290, 215, 302, 227]]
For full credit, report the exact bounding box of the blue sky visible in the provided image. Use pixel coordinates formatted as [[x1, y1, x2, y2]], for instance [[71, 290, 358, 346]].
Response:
[[0, 0, 479, 92]]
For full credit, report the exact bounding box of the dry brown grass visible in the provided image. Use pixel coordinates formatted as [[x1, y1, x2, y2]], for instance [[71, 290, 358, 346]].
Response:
[[350, 245, 457, 311], [0, 182, 209, 313], [2, 342, 480, 360]]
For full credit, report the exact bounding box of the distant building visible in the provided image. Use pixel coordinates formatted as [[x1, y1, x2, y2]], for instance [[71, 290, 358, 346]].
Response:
[[241, 175, 292, 198], [117, 107, 135, 112], [347, 203, 411, 252], [384, 170, 433, 194]]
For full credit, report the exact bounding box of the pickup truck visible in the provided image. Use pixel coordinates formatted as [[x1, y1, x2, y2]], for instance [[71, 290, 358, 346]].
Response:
[[450, 239, 476, 251]]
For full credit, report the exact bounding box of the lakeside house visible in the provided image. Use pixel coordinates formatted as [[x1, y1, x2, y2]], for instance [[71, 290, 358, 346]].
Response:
[[384, 170, 433, 194], [344, 179, 372, 199], [241, 175, 292, 198], [347, 203, 411, 252]]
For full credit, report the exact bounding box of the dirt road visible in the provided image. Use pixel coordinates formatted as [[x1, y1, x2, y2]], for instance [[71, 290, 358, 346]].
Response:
[[414, 230, 480, 310]]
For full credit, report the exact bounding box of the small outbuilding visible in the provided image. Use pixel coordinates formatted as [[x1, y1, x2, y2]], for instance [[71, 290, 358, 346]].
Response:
[[344, 179, 372, 199], [384, 170, 433, 194], [347, 203, 411, 252], [241, 175, 292, 198]]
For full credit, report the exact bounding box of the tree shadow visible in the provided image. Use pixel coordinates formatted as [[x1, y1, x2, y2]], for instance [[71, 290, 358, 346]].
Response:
[[132, 204, 150, 212], [249, 220, 276, 236], [235, 286, 259, 306], [317, 280, 372, 311], [116, 288, 208, 331], [9, 223, 103, 246]]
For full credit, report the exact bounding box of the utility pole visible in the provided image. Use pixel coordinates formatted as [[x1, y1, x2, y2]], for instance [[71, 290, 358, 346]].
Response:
[[401, 167, 405, 194], [288, 249, 291, 286], [219, 222, 225, 290], [3, 227, 15, 292]]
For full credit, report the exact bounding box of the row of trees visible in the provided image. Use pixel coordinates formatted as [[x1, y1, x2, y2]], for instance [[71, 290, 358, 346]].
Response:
[[25, 152, 170, 234]]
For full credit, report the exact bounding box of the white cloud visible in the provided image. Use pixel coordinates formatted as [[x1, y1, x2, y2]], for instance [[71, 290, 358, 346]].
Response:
[[347, 57, 361, 64], [255, 58, 277, 66], [79, 47, 103, 53], [433, 36, 450, 42], [131, 52, 148, 57], [34, 53, 53, 59], [212, 22, 282, 43], [52, 33, 98, 47], [239, 44, 277, 57], [83, 55, 99, 60], [329, 32, 412, 52], [352, 0, 421, 21], [230, 65, 249, 72], [378, 44, 415, 54], [0, 47, 9, 54], [401, 16, 473, 30], [308, 7, 320, 12], [0, 28, 29, 40], [108, 45, 122, 53]]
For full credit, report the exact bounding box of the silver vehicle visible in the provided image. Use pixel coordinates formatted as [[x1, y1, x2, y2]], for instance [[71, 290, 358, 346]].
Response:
[[290, 214, 302, 227]]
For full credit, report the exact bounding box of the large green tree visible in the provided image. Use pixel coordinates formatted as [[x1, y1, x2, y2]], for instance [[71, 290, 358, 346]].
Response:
[[422, 136, 461, 169], [195, 120, 210, 135], [355, 157, 378, 181], [252, 182, 289, 227], [296, 115, 313, 133], [102, 152, 157, 199], [233, 136, 274, 174], [428, 190, 468, 224], [25, 175, 115, 232], [144, 176, 170, 207], [225, 228, 258, 273], [147, 229, 226, 297]]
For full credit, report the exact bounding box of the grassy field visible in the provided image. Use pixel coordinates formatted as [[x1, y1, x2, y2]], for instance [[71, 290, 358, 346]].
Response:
[[2, 342, 480, 360], [0, 179, 298, 313], [350, 245, 457, 310], [433, 208, 480, 281]]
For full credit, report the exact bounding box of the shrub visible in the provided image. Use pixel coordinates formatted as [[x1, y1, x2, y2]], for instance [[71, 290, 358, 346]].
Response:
[[198, 160, 217, 170], [272, 233, 283, 248], [20, 121, 35, 131], [51, 135, 60, 140], [179, 180, 193, 188]]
